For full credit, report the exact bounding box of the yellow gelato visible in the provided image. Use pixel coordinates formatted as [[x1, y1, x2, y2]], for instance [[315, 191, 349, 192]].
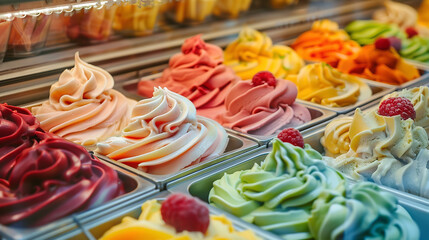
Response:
[[224, 27, 304, 80], [321, 116, 353, 157], [287, 63, 372, 107], [100, 200, 261, 240]]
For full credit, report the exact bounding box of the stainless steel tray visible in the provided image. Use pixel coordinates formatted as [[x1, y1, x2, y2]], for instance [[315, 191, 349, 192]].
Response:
[[169, 148, 429, 239], [121, 75, 337, 146], [0, 161, 156, 240], [74, 191, 281, 240], [95, 133, 259, 190]]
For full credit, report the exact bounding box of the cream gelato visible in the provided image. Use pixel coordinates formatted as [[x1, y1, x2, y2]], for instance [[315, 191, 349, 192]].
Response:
[[32, 53, 135, 146], [100, 199, 261, 240], [96, 87, 228, 175], [209, 138, 418, 239], [138, 35, 239, 111], [224, 27, 304, 80], [287, 63, 372, 107], [323, 108, 429, 198], [216, 79, 311, 136]]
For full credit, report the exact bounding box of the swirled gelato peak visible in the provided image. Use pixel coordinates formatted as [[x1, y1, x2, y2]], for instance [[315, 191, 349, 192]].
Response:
[[138, 35, 239, 110], [0, 137, 124, 226], [216, 78, 311, 136], [291, 19, 360, 67], [0, 104, 51, 179], [96, 87, 228, 175], [33, 52, 136, 146], [224, 27, 304, 80]]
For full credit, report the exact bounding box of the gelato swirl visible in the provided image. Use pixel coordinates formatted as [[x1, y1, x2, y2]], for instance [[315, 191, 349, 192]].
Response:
[[325, 108, 429, 198], [320, 116, 353, 157], [380, 87, 429, 134], [337, 44, 420, 85], [96, 87, 228, 175], [32, 52, 135, 146], [100, 199, 261, 240], [0, 137, 124, 226], [401, 36, 429, 63], [210, 139, 345, 239], [309, 182, 419, 240], [0, 104, 50, 179], [291, 20, 361, 67], [216, 79, 311, 136], [345, 20, 406, 46], [287, 63, 372, 107], [210, 139, 418, 239], [224, 27, 304, 80], [138, 35, 239, 110]]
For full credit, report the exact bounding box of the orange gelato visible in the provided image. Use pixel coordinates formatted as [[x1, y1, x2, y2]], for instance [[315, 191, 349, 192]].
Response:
[[337, 44, 420, 85], [291, 20, 361, 67]]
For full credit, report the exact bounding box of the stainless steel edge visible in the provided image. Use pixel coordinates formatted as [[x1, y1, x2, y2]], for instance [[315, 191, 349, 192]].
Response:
[[76, 190, 281, 240], [168, 150, 271, 199], [73, 161, 158, 221], [94, 133, 259, 190], [166, 145, 267, 190], [76, 191, 171, 240]]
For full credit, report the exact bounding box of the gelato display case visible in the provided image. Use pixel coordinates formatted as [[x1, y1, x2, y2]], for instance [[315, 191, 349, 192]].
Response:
[[1, 0, 429, 239]]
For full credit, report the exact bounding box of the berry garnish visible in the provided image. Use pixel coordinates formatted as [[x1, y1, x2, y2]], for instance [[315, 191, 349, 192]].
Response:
[[252, 71, 277, 87], [161, 193, 210, 234], [374, 38, 391, 50], [378, 97, 416, 120], [405, 27, 418, 38], [387, 37, 402, 52], [277, 128, 304, 148]]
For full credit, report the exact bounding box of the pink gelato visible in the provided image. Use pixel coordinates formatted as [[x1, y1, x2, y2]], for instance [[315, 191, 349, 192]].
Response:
[[138, 35, 239, 110], [216, 80, 311, 135]]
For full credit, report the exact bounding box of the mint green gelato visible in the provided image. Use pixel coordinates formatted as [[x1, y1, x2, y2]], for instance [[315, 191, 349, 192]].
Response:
[[209, 139, 420, 240], [345, 20, 406, 46]]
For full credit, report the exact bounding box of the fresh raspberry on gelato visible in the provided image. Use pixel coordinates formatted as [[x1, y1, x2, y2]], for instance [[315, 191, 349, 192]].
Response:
[[161, 193, 210, 234], [379, 97, 416, 120]]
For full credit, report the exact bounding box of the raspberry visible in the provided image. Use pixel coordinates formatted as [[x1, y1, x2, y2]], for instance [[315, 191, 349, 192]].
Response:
[[405, 27, 419, 38], [378, 97, 416, 120], [252, 71, 277, 87], [161, 193, 210, 234], [387, 37, 402, 52], [277, 128, 304, 148], [374, 38, 391, 50]]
